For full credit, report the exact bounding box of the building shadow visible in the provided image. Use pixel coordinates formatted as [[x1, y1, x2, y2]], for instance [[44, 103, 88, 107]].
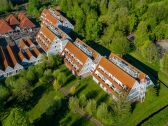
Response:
[[87, 41, 111, 57], [123, 54, 158, 86], [86, 89, 98, 99], [33, 97, 69, 126]]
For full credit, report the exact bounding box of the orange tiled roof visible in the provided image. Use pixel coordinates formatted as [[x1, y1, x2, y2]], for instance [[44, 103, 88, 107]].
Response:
[[18, 50, 26, 61], [32, 48, 41, 57], [40, 25, 56, 42], [0, 47, 9, 69], [63, 42, 88, 64], [26, 49, 33, 59], [6, 14, 20, 26], [36, 37, 48, 52], [75, 38, 99, 60], [96, 57, 136, 90], [18, 12, 25, 21], [41, 9, 59, 26], [27, 38, 34, 46], [18, 13, 35, 29], [19, 39, 27, 49], [0, 19, 13, 34], [109, 53, 146, 81], [6, 45, 18, 66], [19, 17, 35, 28]]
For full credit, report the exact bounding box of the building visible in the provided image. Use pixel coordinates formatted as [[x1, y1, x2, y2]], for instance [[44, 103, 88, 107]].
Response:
[[62, 38, 101, 77], [40, 8, 74, 33], [92, 53, 153, 102], [0, 19, 14, 34], [36, 24, 70, 55], [0, 37, 42, 78], [0, 8, 153, 102]]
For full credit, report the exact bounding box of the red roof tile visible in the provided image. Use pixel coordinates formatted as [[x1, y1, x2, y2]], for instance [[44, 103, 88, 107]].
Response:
[[95, 57, 136, 90], [18, 13, 35, 29], [63, 42, 88, 64], [18, 50, 26, 61], [0, 47, 9, 69], [109, 53, 146, 81], [6, 14, 20, 26], [26, 38, 34, 47], [6, 45, 18, 66], [0, 19, 13, 34], [19, 39, 27, 49]]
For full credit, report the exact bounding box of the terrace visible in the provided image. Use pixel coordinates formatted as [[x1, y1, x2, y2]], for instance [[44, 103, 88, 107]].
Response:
[[109, 56, 140, 78]]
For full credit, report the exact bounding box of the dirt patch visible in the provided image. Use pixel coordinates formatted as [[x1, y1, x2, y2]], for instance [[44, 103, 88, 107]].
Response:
[[156, 40, 168, 51]]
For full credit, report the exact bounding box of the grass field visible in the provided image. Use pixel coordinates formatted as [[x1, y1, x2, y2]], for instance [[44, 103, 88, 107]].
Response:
[[142, 107, 168, 126], [124, 51, 168, 126], [28, 87, 64, 123], [27, 54, 168, 126]]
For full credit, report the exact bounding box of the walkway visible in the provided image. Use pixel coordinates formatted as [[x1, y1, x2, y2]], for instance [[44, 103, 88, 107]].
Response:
[[59, 86, 103, 126]]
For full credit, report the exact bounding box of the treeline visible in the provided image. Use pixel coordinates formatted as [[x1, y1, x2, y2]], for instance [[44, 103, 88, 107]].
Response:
[[0, 55, 63, 126], [0, 0, 13, 13], [58, 0, 168, 74]]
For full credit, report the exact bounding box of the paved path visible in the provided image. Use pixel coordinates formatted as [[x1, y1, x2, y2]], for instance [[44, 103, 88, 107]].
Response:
[[59, 86, 103, 126]]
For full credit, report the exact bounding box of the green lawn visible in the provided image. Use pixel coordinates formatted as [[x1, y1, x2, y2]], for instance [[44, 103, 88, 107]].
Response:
[[126, 84, 168, 126], [124, 51, 168, 126], [60, 111, 96, 126], [28, 87, 64, 123], [142, 107, 168, 126]]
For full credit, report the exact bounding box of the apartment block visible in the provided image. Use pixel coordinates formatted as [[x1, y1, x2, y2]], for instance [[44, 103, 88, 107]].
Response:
[[62, 38, 101, 77], [40, 8, 74, 33], [36, 24, 71, 55], [92, 53, 153, 102]]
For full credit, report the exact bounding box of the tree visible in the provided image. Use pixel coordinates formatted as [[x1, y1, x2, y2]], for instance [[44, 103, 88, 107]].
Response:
[[70, 86, 76, 95], [26, 70, 35, 83], [47, 54, 62, 68], [134, 21, 149, 49], [141, 40, 159, 63], [160, 52, 168, 74], [85, 99, 97, 115], [43, 69, 53, 79], [128, 14, 138, 32], [53, 69, 60, 79], [79, 95, 87, 108], [97, 103, 108, 120], [100, 0, 108, 15], [111, 94, 131, 123], [0, 0, 13, 13], [53, 80, 59, 91], [57, 72, 67, 86], [27, 0, 40, 18], [97, 103, 113, 125], [69, 97, 79, 113], [85, 10, 102, 41], [46, 96, 62, 116], [154, 21, 168, 40], [12, 77, 33, 102], [0, 85, 10, 102], [3, 108, 31, 126], [110, 31, 130, 55]]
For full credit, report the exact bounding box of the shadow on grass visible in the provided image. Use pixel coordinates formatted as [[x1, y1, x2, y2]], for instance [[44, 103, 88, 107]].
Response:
[[34, 97, 69, 126], [97, 93, 109, 105], [26, 85, 48, 110], [131, 102, 138, 112], [87, 41, 111, 57], [123, 54, 158, 85], [64, 75, 76, 86], [86, 90, 98, 99], [76, 84, 87, 96], [71, 117, 90, 126]]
